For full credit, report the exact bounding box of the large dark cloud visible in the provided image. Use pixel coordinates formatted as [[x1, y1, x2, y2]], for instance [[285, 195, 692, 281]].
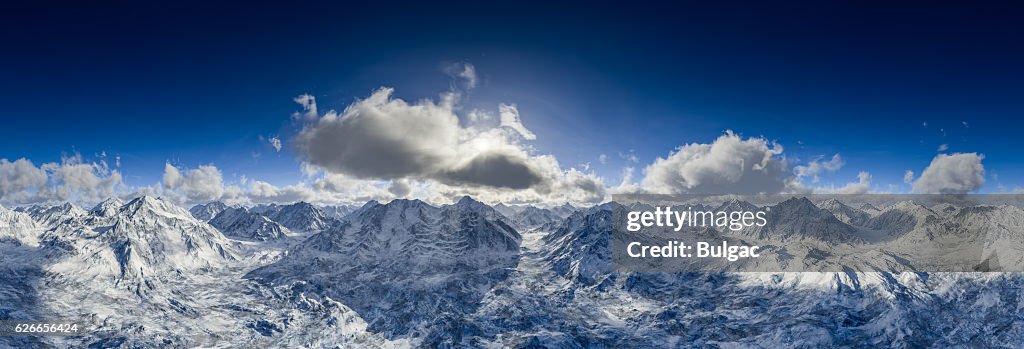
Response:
[[293, 88, 601, 204], [295, 88, 545, 189], [442, 152, 544, 189]]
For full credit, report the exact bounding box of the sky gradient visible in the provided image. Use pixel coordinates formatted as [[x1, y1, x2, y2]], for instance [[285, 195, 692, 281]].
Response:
[[2, 1, 1022, 206]]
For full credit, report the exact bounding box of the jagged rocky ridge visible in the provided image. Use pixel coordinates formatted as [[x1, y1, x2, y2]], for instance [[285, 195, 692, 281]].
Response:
[[189, 201, 228, 221], [252, 201, 338, 232], [209, 207, 288, 241]]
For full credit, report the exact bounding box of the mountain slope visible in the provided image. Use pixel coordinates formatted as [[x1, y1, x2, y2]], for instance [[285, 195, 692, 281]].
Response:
[[247, 197, 521, 340], [189, 201, 228, 221], [542, 203, 618, 288], [818, 198, 872, 226], [745, 197, 862, 244], [42, 196, 237, 288], [265, 202, 338, 232], [209, 207, 288, 241], [0, 205, 44, 246], [16, 202, 87, 228]]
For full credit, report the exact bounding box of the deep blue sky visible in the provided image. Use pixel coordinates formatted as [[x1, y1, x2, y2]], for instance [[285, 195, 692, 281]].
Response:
[[3, 1, 1023, 191]]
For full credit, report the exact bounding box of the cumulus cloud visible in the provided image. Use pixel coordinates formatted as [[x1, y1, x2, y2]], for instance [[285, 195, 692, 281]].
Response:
[[641, 131, 788, 194], [293, 87, 602, 205], [0, 154, 123, 206], [48, 156, 123, 202], [794, 154, 844, 183], [163, 163, 236, 204], [498, 103, 537, 140], [0, 158, 48, 199], [912, 153, 985, 194], [246, 180, 316, 204]]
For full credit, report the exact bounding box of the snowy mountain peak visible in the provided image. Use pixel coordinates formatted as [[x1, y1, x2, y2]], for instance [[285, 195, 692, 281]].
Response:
[[319, 204, 358, 220], [189, 201, 229, 221], [42, 196, 236, 287], [778, 196, 817, 209], [506, 205, 562, 232], [0, 205, 43, 246], [748, 197, 861, 243], [210, 207, 287, 241], [818, 197, 871, 226], [448, 196, 504, 218], [715, 199, 760, 212], [859, 202, 881, 212], [123, 196, 190, 217], [267, 201, 337, 232], [90, 197, 125, 217], [550, 202, 579, 218], [18, 202, 86, 228], [492, 202, 519, 217], [455, 195, 485, 207]]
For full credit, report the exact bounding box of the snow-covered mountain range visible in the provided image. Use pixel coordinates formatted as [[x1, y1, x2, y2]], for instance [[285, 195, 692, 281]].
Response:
[[209, 207, 288, 241], [1, 196, 1023, 347], [251, 201, 339, 232]]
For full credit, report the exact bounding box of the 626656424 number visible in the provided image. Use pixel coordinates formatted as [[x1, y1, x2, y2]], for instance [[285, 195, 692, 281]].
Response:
[[0, 321, 84, 336]]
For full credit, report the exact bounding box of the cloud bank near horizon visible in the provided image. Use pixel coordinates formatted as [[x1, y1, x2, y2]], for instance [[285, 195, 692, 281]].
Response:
[[0, 68, 997, 207]]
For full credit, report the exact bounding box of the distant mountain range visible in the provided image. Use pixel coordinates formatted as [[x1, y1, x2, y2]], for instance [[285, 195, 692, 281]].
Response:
[[2, 196, 1024, 347]]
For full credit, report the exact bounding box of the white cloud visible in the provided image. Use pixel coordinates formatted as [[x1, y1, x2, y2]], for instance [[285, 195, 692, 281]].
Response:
[[246, 180, 316, 204], [292, 87, 603, 204], [498, 103, 537, 140], [0, 158, 48, 199], [48, 156, 123, 202], [610, 167, 642, 195], [598, 154, 608, 165], [640, 131, 788, 194], [445, 62, 478, 89], [903, 170, 915, 184], [912, 153, 985, 194], [291, 93, 318, 121], [0, 155, 123, 206], [937, 143, 949, 152], [794, 154, 844, 183], [269, 136, 282, 152], [163, 163, 235, 204]]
